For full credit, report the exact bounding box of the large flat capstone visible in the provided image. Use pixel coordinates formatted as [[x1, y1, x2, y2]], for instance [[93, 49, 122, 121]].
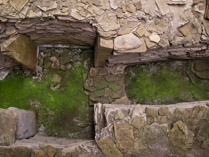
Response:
[[1, 34, 37, 72]]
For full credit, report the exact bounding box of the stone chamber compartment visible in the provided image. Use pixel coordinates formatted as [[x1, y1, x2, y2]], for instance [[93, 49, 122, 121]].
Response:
[[125, 59, 209, 105], [0, 17, 99, 141]]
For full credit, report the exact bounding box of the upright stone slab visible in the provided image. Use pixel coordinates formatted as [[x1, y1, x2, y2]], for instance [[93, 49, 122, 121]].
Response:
[[0, 109, 16, 146], [1, 34, 37, 72], [94, 36, 113, 67], [9, 107, 37, 140]]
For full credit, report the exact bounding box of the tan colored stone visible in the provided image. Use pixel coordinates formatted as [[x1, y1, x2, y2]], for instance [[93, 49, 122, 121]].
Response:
[[149, 32, 160, 43], [155, 0, 170, 15], [117, 37, 147, 53], [158, 35, 169, 48], [33, 150, 48, 157], [126, 4, 134, 13], [98, 12, 120, 32], [71, 8, 85, 20], [114, 33, 141, 52], [131, 117, 145, 129], [167, 0, 187, 5], [158, 107, 169, 116], [110, 0, 121, 10], [0, 109, 16, 146], [5, 26, 17, 35], [94, 36, 113, 67], [97, 138, 123, 157], [168, 121, 186, 156], [27, 10, 42, 18], [203, 19, 209, 35], [1, 34, 37, 71], [135, 24, 147, 37], [118, 27, 132, 35], [116, 10, 124, 18], [134, 1, 142, 10], [115, 110, 125, 120], [145, 37, 156, 48], [122, 5, 126, 12], [178, 23, 190, 36], [146, 107, 158, 117], [114, 123, 134, 152], [9, 0, 29, 12]]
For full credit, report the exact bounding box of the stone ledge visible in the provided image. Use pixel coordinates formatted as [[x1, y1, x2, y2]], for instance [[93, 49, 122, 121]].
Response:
[[0, 134, 103, 157]]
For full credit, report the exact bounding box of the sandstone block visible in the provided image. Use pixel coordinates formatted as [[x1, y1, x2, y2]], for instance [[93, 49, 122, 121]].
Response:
[[0, 109, 16, 146], [155, 0, 170, 15], [149, 32, 161, 43], [97, 138, 123, 157], [114, 123, 134, 152], [94, 36, 113, 67], [114, 33, 141, 52], [1, 34, 37, 72], [9, 107, 37, 140], [9, 0, 29, 12]]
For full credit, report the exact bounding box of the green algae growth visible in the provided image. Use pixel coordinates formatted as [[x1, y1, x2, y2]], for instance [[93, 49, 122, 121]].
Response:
[[0, 48, 92, 139], [125, 61, 209, 104]]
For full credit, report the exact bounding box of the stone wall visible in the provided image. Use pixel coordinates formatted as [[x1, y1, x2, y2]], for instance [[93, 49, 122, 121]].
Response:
[[0, 0, 209, 68], [95, 101, 209, 157]]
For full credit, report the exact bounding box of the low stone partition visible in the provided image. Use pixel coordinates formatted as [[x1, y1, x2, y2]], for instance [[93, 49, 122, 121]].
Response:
[[95, 101, 209, 157], [0, 107, 37, 146], [0, 135, 103, 157]]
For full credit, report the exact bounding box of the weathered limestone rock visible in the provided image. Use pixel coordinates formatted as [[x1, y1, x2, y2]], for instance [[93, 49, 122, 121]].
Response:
[[0, 146, 32, 157], [114, 123, 134, 152], [9, 0, 29, 12], [1, 34, 37, 72], [145, 37, 156, 48], [135, 25, 147, 37], [134, 1, 142, 10], [167, 0, 187, 5], [168, 120, 186, 156], [114, 33, 141, 52], [9, 107, 37, 140], [0, 109, 16, 146], [97, 138, 123, 157], [155, 0, 170, 15], [94, 36, 113, 67], [110, 0, 121, 10], [178, 23, 190, 36], [203, 19, 209, 35], [149, 32, 161, 43]]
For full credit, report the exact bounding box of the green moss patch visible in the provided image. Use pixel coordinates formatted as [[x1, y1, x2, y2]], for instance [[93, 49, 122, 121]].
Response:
[[0, 48, 92, 139], [125, 60, 209, 104]]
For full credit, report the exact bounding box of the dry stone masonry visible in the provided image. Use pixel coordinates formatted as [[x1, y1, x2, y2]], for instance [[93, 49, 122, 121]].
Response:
[[95, 101, 209, 157], [0, 0, 209, 157], [0, 0, 208, 69]]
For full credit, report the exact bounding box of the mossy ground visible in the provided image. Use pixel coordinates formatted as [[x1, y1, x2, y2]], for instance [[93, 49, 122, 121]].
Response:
[[0, 48, 92, 139], [125, 60, 209, 104]]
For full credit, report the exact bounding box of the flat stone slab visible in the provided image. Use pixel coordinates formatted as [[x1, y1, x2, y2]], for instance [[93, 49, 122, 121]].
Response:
[[9, 107, 37, 140], [0, 109, 16, 146], [1, 34, 37, 72]]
